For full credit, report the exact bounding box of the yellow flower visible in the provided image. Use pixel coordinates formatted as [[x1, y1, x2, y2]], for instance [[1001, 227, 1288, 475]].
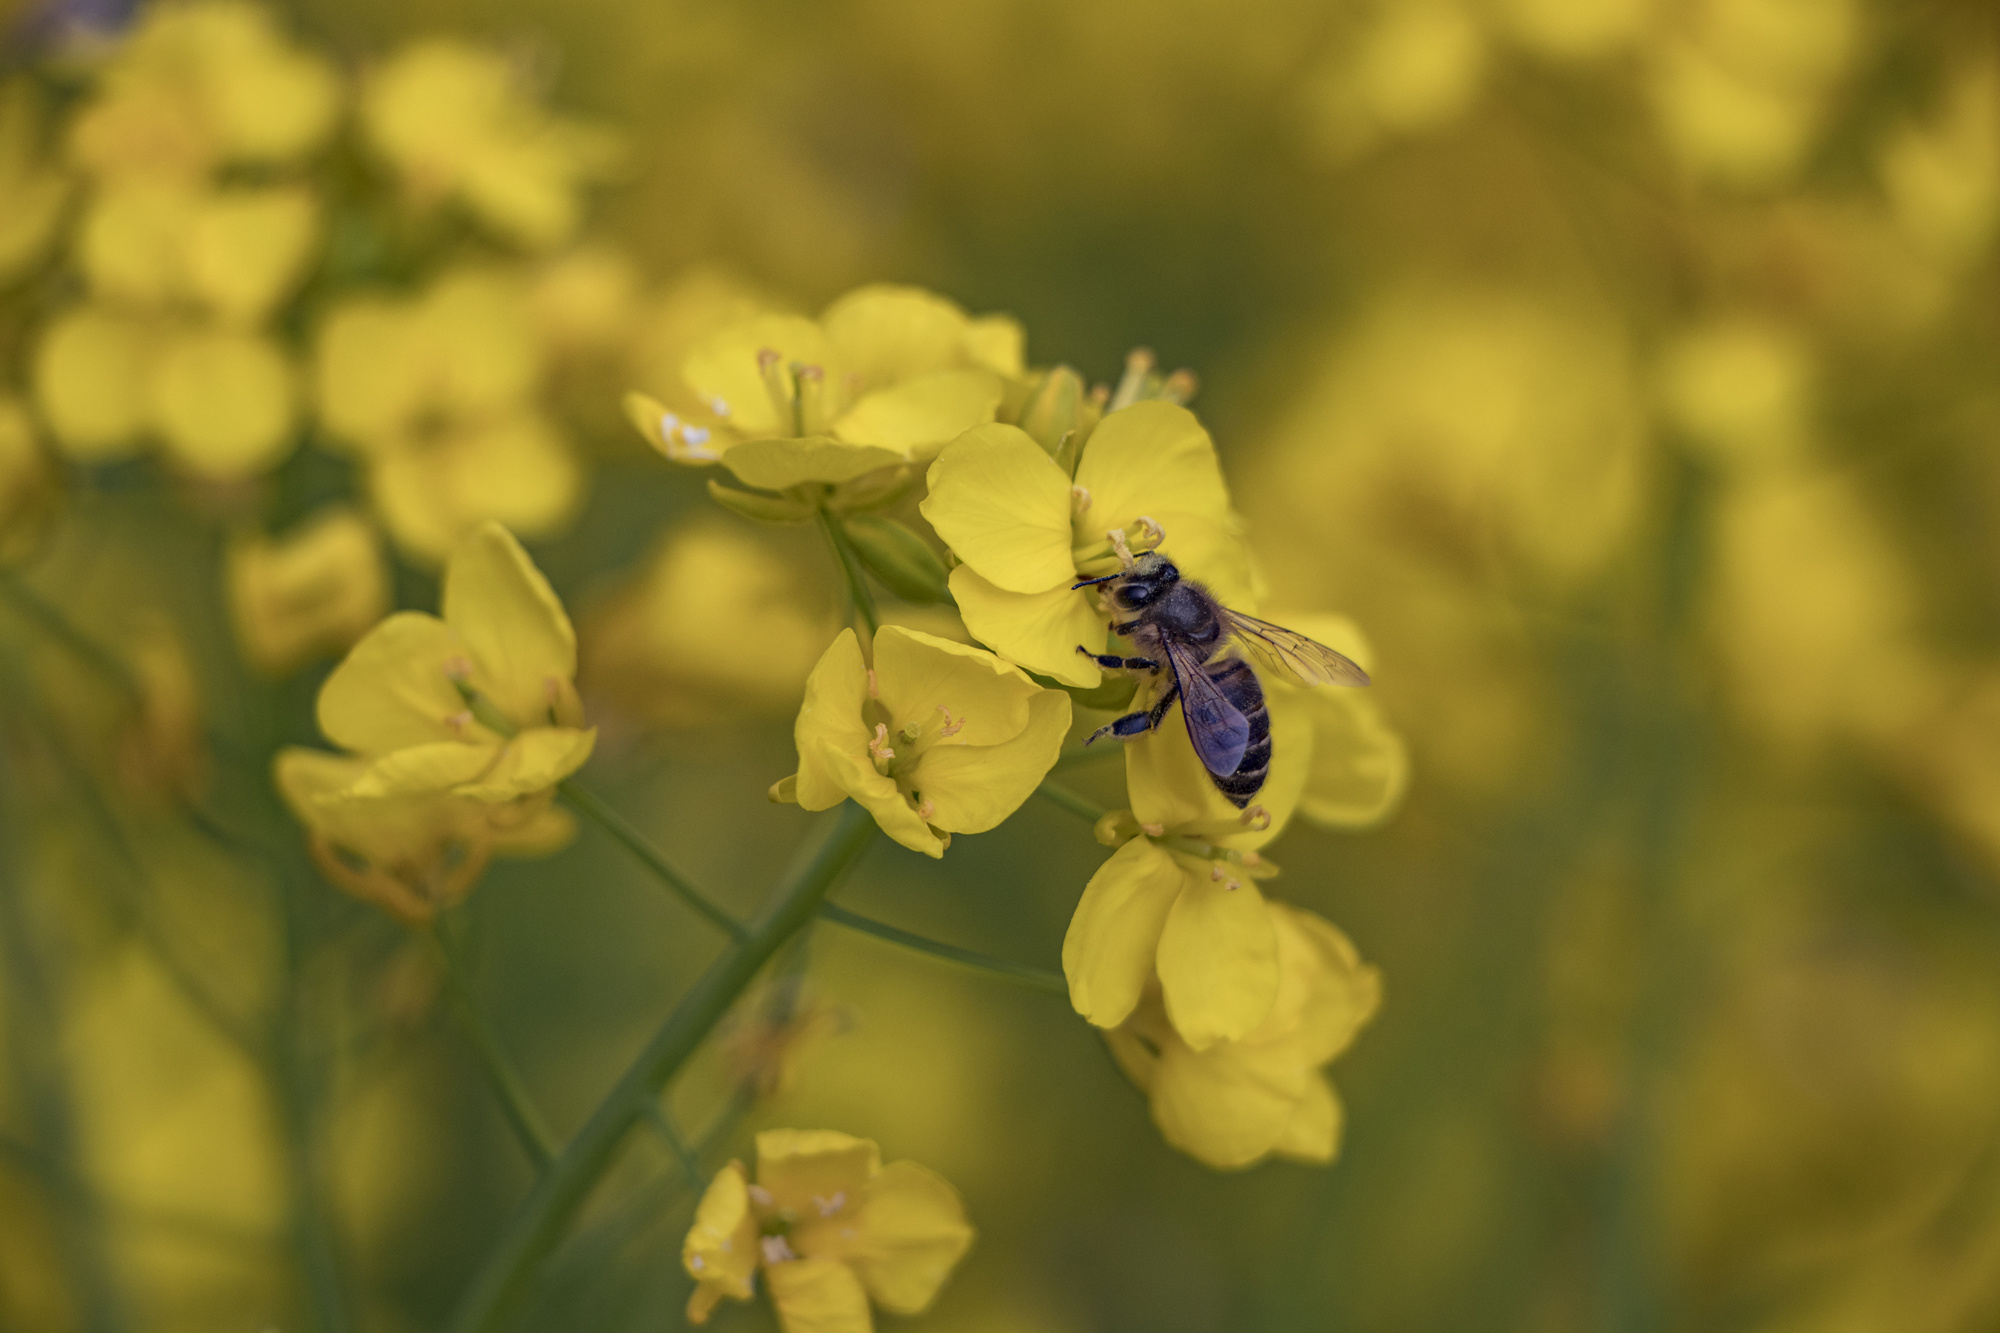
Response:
[[683, 1129, 974, 1332], [274, 748, 574, 925], [625, 284, 1018, 490], [1063, 686, 1308, 1050], [77, 180, 318, 325], [361, 39, 617, 251], [920, 401, 1253, 686], [32, 305, 298, 478], [772, 625, 1070, 858], [67, 0, 338, 184], [227, 507, 389, 676], [1263, 613, 1409, 829], [314, 268, 581, 560], [1104, 901, 1380, 1170], [0, 81, 69, 285], [309, 520, 596, 808]]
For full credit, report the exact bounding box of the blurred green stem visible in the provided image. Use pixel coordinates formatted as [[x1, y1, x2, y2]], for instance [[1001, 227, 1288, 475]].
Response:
[[818, 510, 879, 639], [817, 902, 1068, 995], [0, 570, 142, 702], [558, 778, 748, 941], [1035, 778, 1107, 824], [641, 1102, 703, 1187], [443, 802, 877, 1333], [430, 922, 558, 1172]]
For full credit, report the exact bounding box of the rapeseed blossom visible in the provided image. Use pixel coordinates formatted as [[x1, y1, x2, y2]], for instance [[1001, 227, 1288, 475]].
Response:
[[772, 626, 1070, 857], [921, 402, 1254, 686], [624, 283, 1018, 490], [226, 507, 389, 676], [362, 39, 617, 251], [1105, 900, 1380, 1169], [276, 522, 593, 918], [314, 268, 582, 559], [682, 1129, 973, 1332]]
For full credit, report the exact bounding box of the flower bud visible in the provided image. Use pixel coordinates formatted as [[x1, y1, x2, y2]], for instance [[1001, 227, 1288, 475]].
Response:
[[839, 516, 949, 603], [705, 478, 814, 524]]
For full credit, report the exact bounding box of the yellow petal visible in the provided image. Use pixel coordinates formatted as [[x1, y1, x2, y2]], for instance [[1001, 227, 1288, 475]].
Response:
[[920, 424, 1074, 594], [316, 611, 479, 754], [821, 284, 971, 386], [314, 296, 425, 444], [149, 327, 296, 477], [945, 566, 1103, 688], [849, 1160, 975, 1315], [452, 727, 595, 801], [1294, 684, 1409, 828], [33, 306, 152, 459], [1271, 1076, 1343, 1165], [914, 689, 1069, 834], [76, 182, 194, 305], [369, 415, 582, 564], [442, 521, 578, 725], [683, 313, 831, 439], [763, 1258, 874, 1333], [792, 630, 872, 812], [1280, 904, 1383, 1067], [819, 740, 944, 857], [1062, 837, 1183, 1029], [192, 6, 340, 163], [187, 185, 317, 325], [349, 741, 500, 798], [1073, 401, 1255, 602], [227, 506, 389, 676], [1148, 1035, 1311, 1170], [720, 436, 905, 491], [683, 1160, 758, 1304], [489, 804, 576, 857], [832, 369, 1001, 455], [420, 268, 540, 417], [755, 1129, 880, 1222], [964, 313, 1025, 377], [1157, 869, 1279, 1050], [1125, 683, 1311, 851], [873, 625, 1036, 747]]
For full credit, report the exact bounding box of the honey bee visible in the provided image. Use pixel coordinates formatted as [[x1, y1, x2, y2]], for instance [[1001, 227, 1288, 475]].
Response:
[[1075, 551, 1370, 808]]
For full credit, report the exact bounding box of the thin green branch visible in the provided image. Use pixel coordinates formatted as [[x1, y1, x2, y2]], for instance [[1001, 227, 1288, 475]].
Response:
[[0, 571, 142, 702], [1035, 779, 1109, 825], [817, 902, 1067, 995], [640, 1102, 703, 1188], [430, 924, 558, 1173], [558, 779, 749, 942], [443, 802, 877, 1333], [818, 510, 879, 638]]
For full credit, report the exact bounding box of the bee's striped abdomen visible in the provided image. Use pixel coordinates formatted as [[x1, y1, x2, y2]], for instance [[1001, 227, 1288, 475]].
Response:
[[1207, 656, 1271, 808]]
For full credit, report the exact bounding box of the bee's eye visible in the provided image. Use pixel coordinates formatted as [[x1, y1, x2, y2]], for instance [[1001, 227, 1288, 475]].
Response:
[[1117, 583, 1153, 609]]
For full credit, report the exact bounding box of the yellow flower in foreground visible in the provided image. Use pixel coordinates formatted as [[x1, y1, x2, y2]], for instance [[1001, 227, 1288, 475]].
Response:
[[625, 284, 1019, 490], [227, 507, 389, 675], [308, 520, 595, 808], [920, 402, 1253, 686], [1105, 901, 1380, 1170], [362, 39, 616, 250], [314, 268, 580, 559], [67, 0, 338, 183], [683, 1129, 974, 1332], [1064, 687, 1307, 1050], [772, 626, 1070, 857]]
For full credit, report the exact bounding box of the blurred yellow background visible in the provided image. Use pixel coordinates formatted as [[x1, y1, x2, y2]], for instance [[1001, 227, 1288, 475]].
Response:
[[5, 1, 2000, 1331]]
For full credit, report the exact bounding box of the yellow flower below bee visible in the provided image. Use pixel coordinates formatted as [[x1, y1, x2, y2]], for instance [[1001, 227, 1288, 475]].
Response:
[[625, 283, 1019, 491], [683, 1129, 974, 1333], [1105, 901, 1380, 1170], [920, 401, 1254, 687], [772, 625, 1070, 858]]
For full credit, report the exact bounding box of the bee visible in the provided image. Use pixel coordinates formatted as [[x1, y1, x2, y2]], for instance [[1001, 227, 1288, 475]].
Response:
[[1075, 551, 1370, 808]]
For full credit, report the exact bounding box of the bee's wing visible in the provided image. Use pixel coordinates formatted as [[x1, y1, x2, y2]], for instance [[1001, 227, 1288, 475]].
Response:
[[1221, 610, 1372, 687], [1162, 637, 1250, 777]]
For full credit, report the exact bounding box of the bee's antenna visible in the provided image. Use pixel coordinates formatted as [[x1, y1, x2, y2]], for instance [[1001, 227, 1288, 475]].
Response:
[[1071, 574, 1119, 590]]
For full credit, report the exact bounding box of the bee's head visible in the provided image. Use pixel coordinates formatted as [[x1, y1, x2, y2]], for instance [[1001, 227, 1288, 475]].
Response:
[[1108, 551, 1179, 611]]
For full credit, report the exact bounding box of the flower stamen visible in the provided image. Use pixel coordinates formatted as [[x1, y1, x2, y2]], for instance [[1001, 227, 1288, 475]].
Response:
[[1135, 515, 1166, 548], [760, 1235, 799, 1265], [1141, 821, 1166, 837], [868, 723, 896, 763], [936, 705, 965, 739], [1240, 805, 1271, 831], [1108, 527, 1137, 569], [1070, 483, 1092, 513]]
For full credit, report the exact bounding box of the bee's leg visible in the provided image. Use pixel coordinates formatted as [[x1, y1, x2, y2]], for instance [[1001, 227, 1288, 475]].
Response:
[[1085, 682, 1180, 746], [1109, 619, 1143, 636], [1075, 645, 1159, 671]]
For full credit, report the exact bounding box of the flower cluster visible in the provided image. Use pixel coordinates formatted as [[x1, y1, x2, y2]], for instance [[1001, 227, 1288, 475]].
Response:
[[628, 282, 1407, 1172]]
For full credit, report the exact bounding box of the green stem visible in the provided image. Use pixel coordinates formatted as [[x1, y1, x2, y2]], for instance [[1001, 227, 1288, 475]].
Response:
[[1051, 741, 1118, 772], [817, 903, 1068, 995], [1035, 779, 1108, 825], [443, 803, 877, 1333], [641, 1102, 703, 1187], [0, 571, 142, 703], [817, 510, 879, 638], [558, 779, 748, 942], [429, 923, 558, 1172]]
